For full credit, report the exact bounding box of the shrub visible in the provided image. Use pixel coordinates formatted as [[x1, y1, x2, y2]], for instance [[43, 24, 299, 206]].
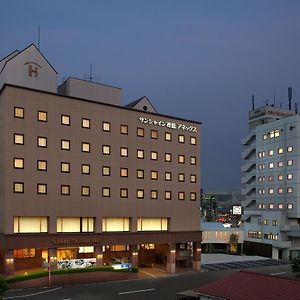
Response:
[[0, 275, 9, 296], [291, 257, 300, 276]]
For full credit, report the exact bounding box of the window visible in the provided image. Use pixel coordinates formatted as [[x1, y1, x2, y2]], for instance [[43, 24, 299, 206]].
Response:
[[248, 231, 262, 239], [81, 186, 90, 196], [190, 174, 197, 183], [137, 127, 144, 137], [82, 118, 90, 128], [14, 249, 36, 258], [165, 191, 172, 200], [190, 156, 196, 165], [82, 164, 90, 174], [102, 187, 110, 197], [178, 135, 185, 143], [178, 155, 185, 164], [36, 111, 47, 122], [78, 246, 94, 253], [151, 130, 158, 139], [102, 166, 110, 176], [102, 145, 110, 155], [14, 158, 24, 169], [278, 161, 283, 167], [269, 203, 274, 209], [82, 142, 90, 153], [269, 162, 274, 169], [178, 192, 185, 200], [137, 169, 144, 179], [287, 187, 293, 193], [61, 162, 70, 173], [38, 137, 47, 148], [14, 217, 48, 233], [37, 160, 47, 171], [120, 147, 128, 157], [102, 122, 110, 132], [14, 107, 24, 118], [120, 188, 128, 198], [165, 153, 172, 162], [287, 173, 293, 180], [151, 190, 158, 199], [190, 192, 197, 201], [165, 132, 172, 141], [14, 182, 24, 193], [120, 168, 128, 177], [268, 175, 274, 181], [137, 189, 144, 199], [61, 115, 70, 125], [61, 140, 70, 150], [102, 218, 129, 232], [165, 172, 172, 181], [37, 184, 47, 194], [287, 203, 293, 210], [278, 203, 283, 209], [272, 220, 278, 226], [190, 136, 196, 145], [278, 188, 283, 194], [14, 133, 24, 145], [178, 173, 185, 182], [150, 170, 158, 180], [287, 146, 293, 152], [268, 188, 274, 194], [258, 189, 265, 195], [151, 151, 158, 160], [263, 219, 268, 225], [137, 217, 168, 231], [269, 150, 274, 156], [263, 134, 268, 140], [278, 148, 284, 154], [120, 124, 128, 135], [278, 175, 283, 181], [287, 160, 293, 166], [57, 217, 94, 233], [269, 129, 280, 138], [61, 185, 70, 195], [137, 149, 144, 159]]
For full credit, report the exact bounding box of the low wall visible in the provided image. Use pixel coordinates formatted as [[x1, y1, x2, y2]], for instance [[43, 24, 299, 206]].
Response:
[[9, 271, 137, 289]]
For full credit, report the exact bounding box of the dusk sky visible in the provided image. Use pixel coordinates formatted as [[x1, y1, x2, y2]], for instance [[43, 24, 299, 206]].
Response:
[[1, 0, 300, 192]]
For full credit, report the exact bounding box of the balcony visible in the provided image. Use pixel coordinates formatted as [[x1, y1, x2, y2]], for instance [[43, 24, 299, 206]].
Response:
[[287, 225, 300, 237], [242, 146, 256, 159], [242, 131, 256, 146], [242, 197, 256, 208], [241, 171, 256, 184], [243, 209, 262, 216], [279, 224, 291, 232], [241, 183, 256, 196], [272, 240, 292, 248], [241, 161, 256, 172]]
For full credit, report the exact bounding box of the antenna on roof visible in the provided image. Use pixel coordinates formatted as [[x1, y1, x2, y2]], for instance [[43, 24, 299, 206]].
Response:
[[295, 102, 298, 114], [251, 95, 255, 110], [38, 25, 41, 50], [288, 86, 292, 110], [273, 91, 276, 106], [84, 64, 101, 82]]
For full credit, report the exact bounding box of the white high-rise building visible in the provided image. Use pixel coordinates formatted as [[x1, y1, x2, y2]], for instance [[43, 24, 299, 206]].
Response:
[[242, 104, 300, 259]]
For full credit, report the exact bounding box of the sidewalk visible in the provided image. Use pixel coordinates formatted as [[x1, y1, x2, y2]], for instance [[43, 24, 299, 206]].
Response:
[[201, 253, 269, 265]]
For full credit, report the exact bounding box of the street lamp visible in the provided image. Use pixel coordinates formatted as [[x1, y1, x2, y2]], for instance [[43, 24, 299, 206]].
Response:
[[48, 256, 57, 287]]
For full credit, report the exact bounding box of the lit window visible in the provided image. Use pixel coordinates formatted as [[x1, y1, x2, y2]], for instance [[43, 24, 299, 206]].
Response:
[[268, 175, 274, 181], [14, 133, 24, 145], [287, 203, 293, 210], [102, 166, 110, 176], [287, 146, 293, 152], [263, 219, 268, 225], [102, 122, 110, 132], [14, 217, 48, 233], [151, 190, 158, 199], [150, 170, 158, 180], [151, 130, 158, 139], [287, 187, 293, 193], [137, 169, 144, 179], [190, 156, 196, 165], [38, 111, 47, 122], [37, 160, 47, 171], [269, 129, 280, 138], [151, 151, 158, 160], [278, 188, 283, 194], [61, 115, 70, 125], [269, 162, 274, 169], [165, 191, 172, 200], [137, 217, 168, 231], [190, 137, 196, 145], [137, 149, 144, 159], [269, 188, 274, 194], [278, 161, 284, 167], [269, 203, 274, 209], [178, 192, 185, 200], [272, 220, 278, 226], [278, 148, 284, 154], [278, 203, 283, 209], [82, 164, 90, 174], [287, 160, 293, 166], [37, 184, 47, 194], [61, 185, 70, 195], [120, 124, 128, 134], [137, 127, 144, 137], [137, 189, 144, 199], [102, 187, 110, 197], [120, 188, 128, 198], [165, 172, 172, 181], [165, 153, 172, 162], [178, 155, 185, 164], [287, 173, 293, 180], [57, 217, 94, 233], [178, 135, 185, 143], [61, 162, 70, 173], [38, 137, 47, 148], [120, 147, 128, 157], [102, 145, 110, 155], [61, 140, 70, 150], [82, 142, 90, 153], [278, 175, 283, 181], [165, 132, 172, 141], [263, 134, 267, 140], [120, 168, 128, 177], [178, 173, 185, 182], [14, 158, 24, 169], [269, 150, 274, 156], [102, 218, 129, 232], [190, 192, 197, 201], [82, 118, 90, 128], [258, 189, 265, 195], [190, 174, 197, 183], [258, 204, 263, 209], [81, 186, 90, 196], [14, 107, 24, 118], [14, 182, 24, 193]]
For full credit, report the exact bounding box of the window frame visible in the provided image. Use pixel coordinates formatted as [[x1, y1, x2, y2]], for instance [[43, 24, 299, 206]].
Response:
[[61, 162, 70, 173], [37, 183, 47, 194], [61, 114, 70, 126], [14, 107, 24, 119], [38, 111, 47, 122], [61, 185, 70, 195], [37, 136, 47, 148], [14, 182, 24, 193], [37, 160, 47, 171], [82, 118, 90, 129], [61, 139, 70, 151]]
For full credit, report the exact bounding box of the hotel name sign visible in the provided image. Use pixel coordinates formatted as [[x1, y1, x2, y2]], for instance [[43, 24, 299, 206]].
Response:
[[52, 238, 101, 246], [139, 117, 197, 133]]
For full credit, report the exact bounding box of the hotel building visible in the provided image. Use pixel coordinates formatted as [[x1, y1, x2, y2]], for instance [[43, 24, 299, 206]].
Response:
[[242, 104, 300, 259], [0, 44, 202, 275]]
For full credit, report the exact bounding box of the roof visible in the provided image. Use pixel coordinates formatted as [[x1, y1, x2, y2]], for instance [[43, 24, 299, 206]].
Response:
[[201, 222, 226, 230], [194, 271, 300, 300]]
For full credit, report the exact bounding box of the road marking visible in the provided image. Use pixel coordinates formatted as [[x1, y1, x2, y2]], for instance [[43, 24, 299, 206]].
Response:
[[270, 272, 286, 276], [3, 287, 62, 299], [140, 270, 157, 278], [118, 288, 155, 295]]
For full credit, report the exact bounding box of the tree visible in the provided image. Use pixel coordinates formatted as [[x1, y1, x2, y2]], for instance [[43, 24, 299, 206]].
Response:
[[291, 257, 300, 276], [0, 275, 8, 299], [229, 233, 239, 254]]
